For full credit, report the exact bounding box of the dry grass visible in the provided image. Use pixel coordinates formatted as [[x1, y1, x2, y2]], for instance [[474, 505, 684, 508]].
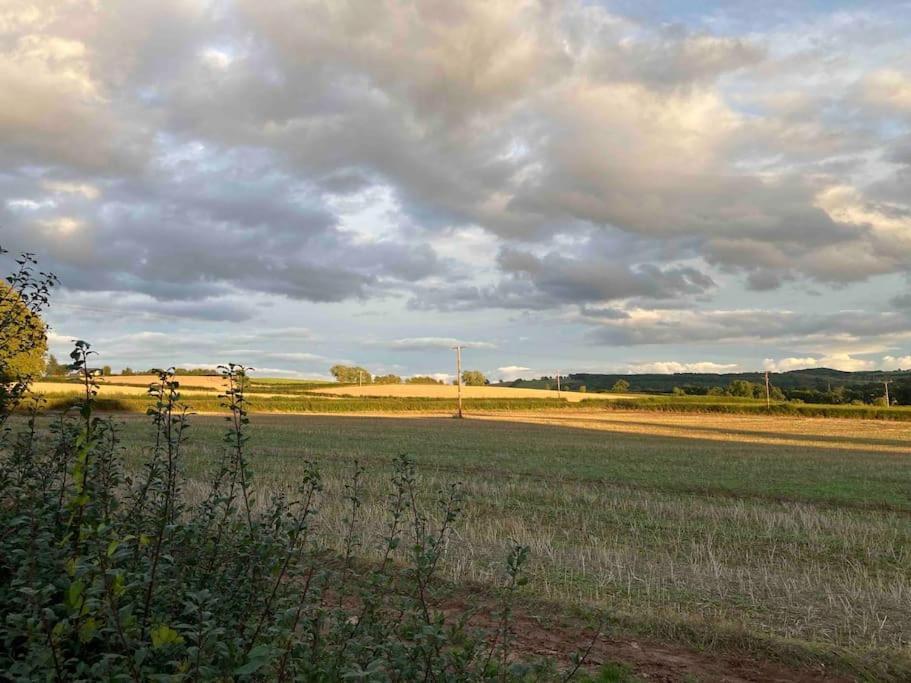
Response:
[[29, 380, 223, 398], [310, 383, 629, 402], [100, 374, 229, 390], [103, 411, 911, 678]]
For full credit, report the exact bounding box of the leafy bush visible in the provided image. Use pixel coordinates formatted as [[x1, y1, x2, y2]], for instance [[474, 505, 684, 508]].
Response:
[[0, 251, 55, 390], [461, 371, 488, 387]]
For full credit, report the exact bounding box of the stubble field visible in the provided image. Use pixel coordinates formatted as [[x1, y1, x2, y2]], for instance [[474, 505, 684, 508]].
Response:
[[102, 408, 911, 680]]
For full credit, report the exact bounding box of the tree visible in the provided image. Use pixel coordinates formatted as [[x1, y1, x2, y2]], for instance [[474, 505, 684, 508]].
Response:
[[728, 380, 759, 398], [461, 370, 487, 386], [102, 365, 112, 376], [330, 364, 372, 384], [44, 354, 66, 377], [0, 281, 47, 381], [121, 367, 134, 376], [406, 376, 443, 385], [374, 374, 402, 384], [611, 379, 630, 393]]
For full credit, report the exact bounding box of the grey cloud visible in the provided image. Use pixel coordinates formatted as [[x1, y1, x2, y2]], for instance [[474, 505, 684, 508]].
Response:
[[496, 247, 715, 303], [585, 307, 911, 346], [2, 0, 911, 319], [1, 141, 447, 310]]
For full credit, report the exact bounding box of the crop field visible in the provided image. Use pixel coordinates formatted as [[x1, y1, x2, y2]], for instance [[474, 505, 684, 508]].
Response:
[[309, 383, 630, 402], [97, 408, 911, 680]]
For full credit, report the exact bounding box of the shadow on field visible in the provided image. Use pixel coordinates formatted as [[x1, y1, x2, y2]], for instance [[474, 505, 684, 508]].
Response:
[[482, 412, 911, 452]]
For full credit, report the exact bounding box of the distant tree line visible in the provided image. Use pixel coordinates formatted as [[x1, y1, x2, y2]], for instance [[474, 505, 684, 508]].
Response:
[[329, 365, 487, 386], [503, 370, 911, 406]]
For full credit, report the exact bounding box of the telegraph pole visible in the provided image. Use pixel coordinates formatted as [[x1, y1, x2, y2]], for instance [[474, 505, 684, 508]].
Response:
[[453, 345, 463, 418], [764, 371, 771, 409], [884, 379, 892, 406], [556, 371, 561, 397]]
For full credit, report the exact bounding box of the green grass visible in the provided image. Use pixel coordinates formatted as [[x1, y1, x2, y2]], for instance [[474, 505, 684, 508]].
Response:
[[90, 411, 911, 680]]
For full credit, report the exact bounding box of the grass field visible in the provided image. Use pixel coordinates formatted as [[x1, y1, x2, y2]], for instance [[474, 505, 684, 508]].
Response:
[[97, 408, 911, 680]]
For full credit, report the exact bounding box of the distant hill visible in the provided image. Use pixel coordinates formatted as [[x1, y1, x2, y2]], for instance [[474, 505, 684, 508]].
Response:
[[498, 368, 911, 405]]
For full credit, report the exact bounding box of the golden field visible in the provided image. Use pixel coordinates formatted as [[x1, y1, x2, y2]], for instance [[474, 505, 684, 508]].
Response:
[[28, 379, 225, 398], [101, 374, 229, 390], [309, 383, 631, 402]]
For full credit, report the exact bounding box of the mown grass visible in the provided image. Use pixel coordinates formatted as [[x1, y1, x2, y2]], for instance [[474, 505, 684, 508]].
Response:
[[96, 412, 911, 680]]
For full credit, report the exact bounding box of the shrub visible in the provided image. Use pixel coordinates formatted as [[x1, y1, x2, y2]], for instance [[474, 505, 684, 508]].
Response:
[[0, 253, 55, 387], [330, 365, 372, 384], [461, 370, 488, 386], [610, 380, 630, 393]]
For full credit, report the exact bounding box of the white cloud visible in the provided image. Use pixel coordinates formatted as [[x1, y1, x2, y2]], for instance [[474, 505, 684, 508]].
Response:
[[42, 180, 101, 199], [626, 361, 740, 374], [860, 69, 911, 111], [497, 365, 532, 380], [38, 216, 82, 235], [880, 355, 911, 371], [763, 355, 876, 372]]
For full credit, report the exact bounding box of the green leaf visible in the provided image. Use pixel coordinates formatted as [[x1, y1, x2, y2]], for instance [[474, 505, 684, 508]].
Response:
[[150, 624, 184, 648], [66, 580, 84, 610], [234, 644, 271, 676], [78, 617, 97, 643]]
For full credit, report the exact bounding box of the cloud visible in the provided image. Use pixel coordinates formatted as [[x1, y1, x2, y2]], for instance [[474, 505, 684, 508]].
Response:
[[859, 69, 911, 112], [762, 355, 876, 372], [626, 361, 740, 374], [376, 337, 497, 351], [497, 365, 531, 380], [583, 306, 911, 346], [881, 355, 911, 371], [3, 0, 911, 373]]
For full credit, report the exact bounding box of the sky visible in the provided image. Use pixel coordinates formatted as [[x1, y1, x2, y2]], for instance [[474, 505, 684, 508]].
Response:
[[1, 0, 911, 381]]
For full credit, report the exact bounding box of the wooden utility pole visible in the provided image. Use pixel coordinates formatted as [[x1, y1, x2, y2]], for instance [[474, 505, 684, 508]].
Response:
[[884, 379, 892, 406], [556, 371, 561, 397], [453, 345, 463, 418], [764, 371, 771, 409]]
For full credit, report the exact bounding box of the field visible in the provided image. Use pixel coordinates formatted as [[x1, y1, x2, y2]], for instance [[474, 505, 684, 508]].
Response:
[[28, 378, 911, 424], [100, 407, 911, 681], [309, 383, 630, 402]]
